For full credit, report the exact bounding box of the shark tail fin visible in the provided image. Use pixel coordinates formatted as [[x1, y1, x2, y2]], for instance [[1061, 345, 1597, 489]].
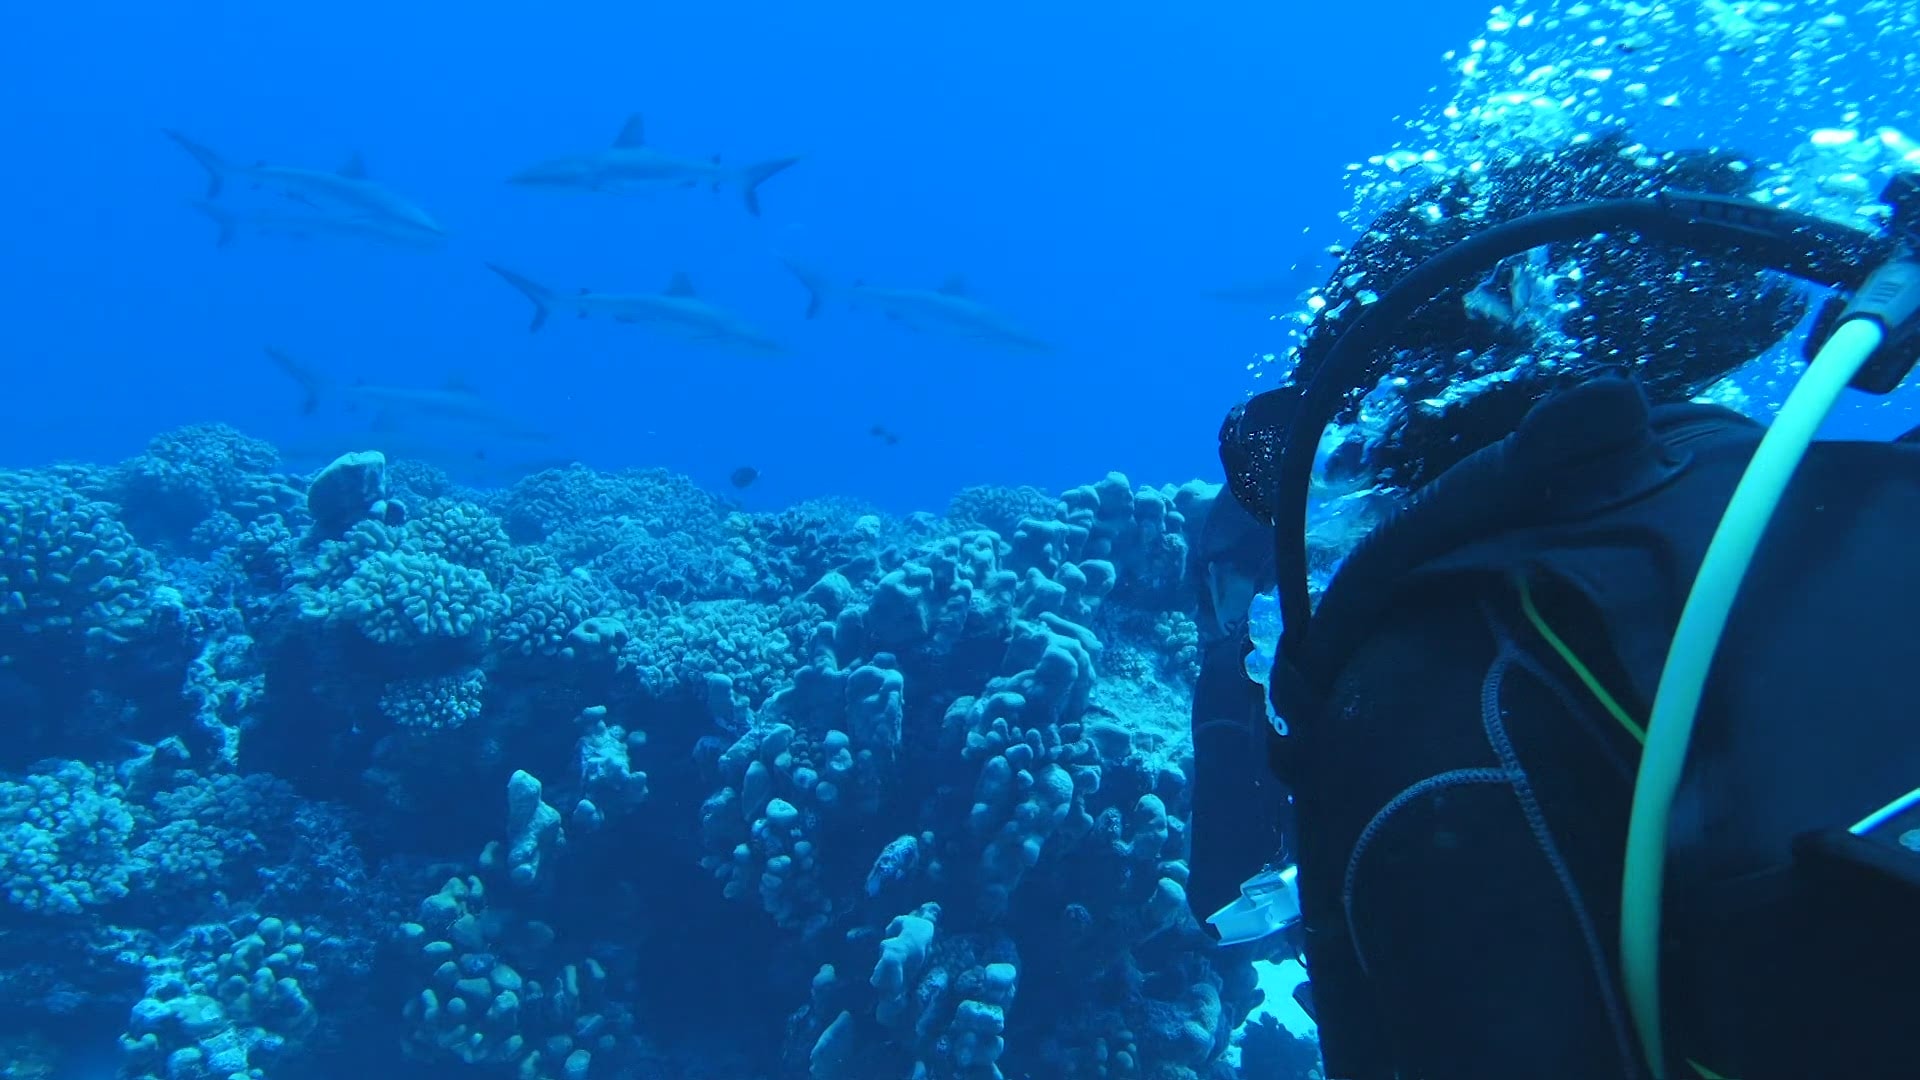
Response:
[[775, 256, 832, 319], [486, 264, 554, 333], [263, 345, 326, 416], [163, 129, 229, 199], [739, 156, 801, 217], [187, 199, 238, 248]]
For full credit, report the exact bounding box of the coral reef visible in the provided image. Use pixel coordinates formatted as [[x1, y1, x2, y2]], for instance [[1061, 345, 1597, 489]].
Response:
[[0, 427, 1310, 1079]]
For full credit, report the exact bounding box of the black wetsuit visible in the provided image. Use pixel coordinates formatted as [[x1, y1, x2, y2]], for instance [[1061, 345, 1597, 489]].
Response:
[[1203, 376, 1920, 1078]]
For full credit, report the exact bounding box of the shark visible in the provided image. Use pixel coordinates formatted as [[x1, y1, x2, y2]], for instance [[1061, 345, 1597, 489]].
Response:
[[506, 114, 800, 217], [264, 346, 554, 443], [163, 129, 447, 241], [777, 258, 1053, 351], [187, 199, 448, 250], [486, 264, 783, 352], [277, 436, 577, 488]]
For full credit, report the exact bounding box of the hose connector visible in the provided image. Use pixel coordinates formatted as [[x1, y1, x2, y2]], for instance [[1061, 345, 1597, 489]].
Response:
[[1801, 176, 1920, 393]]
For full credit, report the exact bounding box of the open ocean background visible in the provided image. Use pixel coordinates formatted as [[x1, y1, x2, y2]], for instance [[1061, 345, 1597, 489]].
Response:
[[4, 2, 1920, 1078], [0, 1, 1515, 508]]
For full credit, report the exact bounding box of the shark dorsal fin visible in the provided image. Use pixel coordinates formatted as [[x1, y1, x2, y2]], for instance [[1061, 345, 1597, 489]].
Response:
[[665, 272, 697, 298], [938, 274, 969, 297], [613, 114, 646, 148], [338, 153, 369, 179], [578, 286, 592, 295], [442, 374, 476, 395]]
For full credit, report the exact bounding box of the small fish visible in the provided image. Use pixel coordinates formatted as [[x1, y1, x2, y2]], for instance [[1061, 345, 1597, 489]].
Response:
[[486, 264, 783, 353], [507, 113, 800, 217], [163, 130, 446, 241], [865, 834, 921, 898], [778, 258, 1053, 352], [869, 424, 900, 446], [730, 466, 760, 489]]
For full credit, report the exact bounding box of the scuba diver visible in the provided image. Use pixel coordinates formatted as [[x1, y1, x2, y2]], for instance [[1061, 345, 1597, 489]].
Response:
[[1189, 130, 1920, 1079]]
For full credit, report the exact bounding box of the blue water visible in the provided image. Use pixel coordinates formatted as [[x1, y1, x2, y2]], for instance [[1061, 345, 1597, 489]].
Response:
[[10, 4, 1920, 1079], [2, 0, 1490, 511]]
